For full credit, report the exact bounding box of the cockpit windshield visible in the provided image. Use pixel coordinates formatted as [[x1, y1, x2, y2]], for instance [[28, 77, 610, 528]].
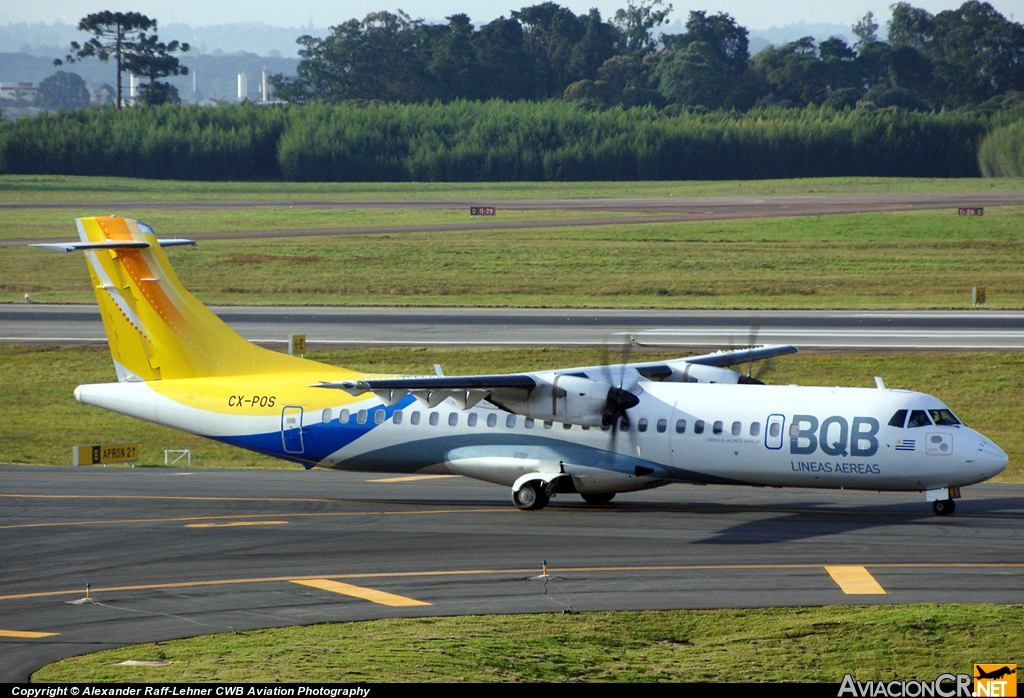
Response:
[[928, 408, 962, 426]]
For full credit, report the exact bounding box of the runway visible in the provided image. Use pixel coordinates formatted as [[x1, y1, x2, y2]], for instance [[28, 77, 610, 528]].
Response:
[[4, 191, 1022, 247], [3, 305, 1023, 350], [1, 465, 1021, 681]]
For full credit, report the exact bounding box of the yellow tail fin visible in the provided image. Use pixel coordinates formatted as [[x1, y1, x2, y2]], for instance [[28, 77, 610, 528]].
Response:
[[74, 216, 322, 382]]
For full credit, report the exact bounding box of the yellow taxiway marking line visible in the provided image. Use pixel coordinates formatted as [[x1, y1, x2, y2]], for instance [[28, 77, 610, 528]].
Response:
[[0, 508, 502, 530], [186, 520, 288, 528], [3, 563, 1019, 603], [292, 579, 431, 607], [0, 629, 58, 638], [367, 475, 459, 483], [826, 565, 887, 594]]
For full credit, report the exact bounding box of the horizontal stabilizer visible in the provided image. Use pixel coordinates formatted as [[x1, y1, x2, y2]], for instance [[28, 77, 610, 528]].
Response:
[[30, 239, 196, 252]]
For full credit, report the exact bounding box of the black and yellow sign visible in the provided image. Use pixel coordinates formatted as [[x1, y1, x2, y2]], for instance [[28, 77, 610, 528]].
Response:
[[74, 443, 139, 466], [289, 334, 306, 356], [975, 664, 1017, 697]]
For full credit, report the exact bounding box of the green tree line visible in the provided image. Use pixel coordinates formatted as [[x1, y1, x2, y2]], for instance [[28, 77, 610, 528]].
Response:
[[269, 1, 1024, 113], [0, 101, 996, 181]]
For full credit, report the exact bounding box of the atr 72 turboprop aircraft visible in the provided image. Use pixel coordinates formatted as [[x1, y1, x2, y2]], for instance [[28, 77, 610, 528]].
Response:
[[36, 217, 1008, 515]]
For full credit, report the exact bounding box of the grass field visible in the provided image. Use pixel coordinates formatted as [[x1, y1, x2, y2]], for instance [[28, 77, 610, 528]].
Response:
[[1, 345, 1020, 482], [5, 206, 1024, 308], [4, 174, 1024, 202], [33, 604, 1023, 682]]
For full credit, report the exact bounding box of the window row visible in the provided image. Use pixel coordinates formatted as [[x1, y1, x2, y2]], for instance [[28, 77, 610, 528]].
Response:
[[320, 408, 771, 437]]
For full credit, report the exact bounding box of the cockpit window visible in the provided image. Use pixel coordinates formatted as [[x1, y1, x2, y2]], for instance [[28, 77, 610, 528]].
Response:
[[928, 409, 961, 426], [888, 409, 907, 428], [907, 410, 932, 428]]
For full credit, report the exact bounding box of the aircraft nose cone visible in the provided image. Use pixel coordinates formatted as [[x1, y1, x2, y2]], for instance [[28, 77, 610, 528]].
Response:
[[976, 440, 1008, 480]]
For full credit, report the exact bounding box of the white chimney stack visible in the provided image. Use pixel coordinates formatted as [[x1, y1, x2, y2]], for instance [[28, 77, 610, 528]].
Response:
[[237, 73, 247, 102]]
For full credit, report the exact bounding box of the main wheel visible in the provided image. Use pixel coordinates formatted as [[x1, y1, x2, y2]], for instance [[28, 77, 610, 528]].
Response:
[[512, 481, 549, 510], [932, 499, 956, 516], [580, 492, 615, 505]]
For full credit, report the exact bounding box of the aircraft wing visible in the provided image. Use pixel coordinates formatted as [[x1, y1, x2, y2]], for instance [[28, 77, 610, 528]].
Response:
[[314, 374, 539, 409], [663, 344, 799, 368], [314, 344, 799, 416]]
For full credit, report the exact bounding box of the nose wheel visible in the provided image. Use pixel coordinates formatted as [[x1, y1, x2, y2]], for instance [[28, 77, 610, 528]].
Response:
[[932, 499, 955, 516]]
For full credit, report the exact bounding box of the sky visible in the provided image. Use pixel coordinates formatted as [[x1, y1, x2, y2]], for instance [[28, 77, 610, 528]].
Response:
[[4, 0, 1020, 30]]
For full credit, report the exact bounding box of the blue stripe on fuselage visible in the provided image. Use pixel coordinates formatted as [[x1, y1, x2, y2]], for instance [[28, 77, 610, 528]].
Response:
[[212, 396, 416, 466]]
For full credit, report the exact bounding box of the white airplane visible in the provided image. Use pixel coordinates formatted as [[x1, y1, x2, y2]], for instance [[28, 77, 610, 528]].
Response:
[[35, 217, 1008, 516]]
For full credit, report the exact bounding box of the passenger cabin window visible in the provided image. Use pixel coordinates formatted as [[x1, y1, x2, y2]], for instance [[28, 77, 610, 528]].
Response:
[[322, 409, 332, 423], [393, 410, 403, 425], [410, 411, 421, 425], [929, 409, 961, 426], [637, 418, 649, 433], [750, 422, 761, 437], [448, 413, 458, 427], [467, 413, 478, 427], [543, 421, 553, 429], [619, 417, 630, 432], [563, 422, 572, 430], [506, 414, 517, 428], [374, 410, 385, 425], [907, 410, 932, 428], [712, 420, 723, 435], [357, 409, 367, 424], [429, 412, 439, 426], [339, 409, 350, 423], [675, 419, 686, 434], [789, 423, 800, 438], [525, 418, 535, 429], [487, 413, 497, 427], [889, 409, 908, 428], [657, 418, 667, 433], [731, 421, 741, 436], [770, 422, 781, 438], [694, 420, 705, 435]]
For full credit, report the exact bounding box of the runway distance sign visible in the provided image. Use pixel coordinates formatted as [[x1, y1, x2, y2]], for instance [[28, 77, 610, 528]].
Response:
[[958, 207, 984, 216], [470, 206, 495, 216], [73, 442, 139, 466]]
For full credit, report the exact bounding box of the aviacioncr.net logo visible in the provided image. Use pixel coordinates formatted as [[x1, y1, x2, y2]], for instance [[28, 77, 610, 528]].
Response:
[[838, 674, 973, 697]]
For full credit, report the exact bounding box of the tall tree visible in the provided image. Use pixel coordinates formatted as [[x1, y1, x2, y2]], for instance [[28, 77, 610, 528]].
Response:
[[270, 11, 429, 104], [124, 32, 189, 105], [36, 71, 92, 110], [613, 0, 673, 56], [55, 11, 156, 109]]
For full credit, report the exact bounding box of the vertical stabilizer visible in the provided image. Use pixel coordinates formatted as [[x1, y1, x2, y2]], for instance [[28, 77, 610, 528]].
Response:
[[74, 216, 326, 381]]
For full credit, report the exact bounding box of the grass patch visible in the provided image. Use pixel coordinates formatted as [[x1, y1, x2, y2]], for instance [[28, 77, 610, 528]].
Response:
[[4, 175, 1024, 202], [32, 604, 1024, 682], [1, 345, 1020, 482], [5, 207, 1024, 307]]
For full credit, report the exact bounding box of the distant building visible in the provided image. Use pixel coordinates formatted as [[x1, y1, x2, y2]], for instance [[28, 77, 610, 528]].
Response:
[[0, 81, 37, 102]]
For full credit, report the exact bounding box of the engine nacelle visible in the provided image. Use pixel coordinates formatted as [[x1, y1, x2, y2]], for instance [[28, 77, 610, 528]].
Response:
[[666, 363, 745, 384], [491, 374, 620, 427]]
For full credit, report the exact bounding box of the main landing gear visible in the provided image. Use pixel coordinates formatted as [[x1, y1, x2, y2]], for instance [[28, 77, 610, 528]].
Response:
[[512, 480, 550, 511], [932, 499, 955, 516]]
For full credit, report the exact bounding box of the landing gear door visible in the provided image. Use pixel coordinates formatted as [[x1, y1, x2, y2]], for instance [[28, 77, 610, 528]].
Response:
[[765, 414, 785, 450], [281, 406, 305, 454]]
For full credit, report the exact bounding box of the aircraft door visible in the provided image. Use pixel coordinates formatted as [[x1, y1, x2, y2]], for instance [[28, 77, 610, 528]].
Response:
[[670, 402, 688, 467], [281, 406, 305, 454], [765, 414, 785, 450]]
